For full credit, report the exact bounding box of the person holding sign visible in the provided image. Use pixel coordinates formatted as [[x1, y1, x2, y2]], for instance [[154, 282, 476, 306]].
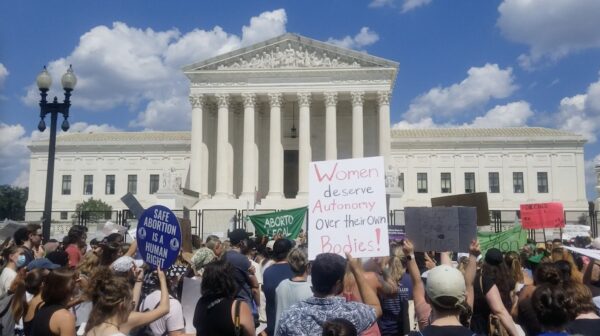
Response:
[[276, 253, 381, 336]]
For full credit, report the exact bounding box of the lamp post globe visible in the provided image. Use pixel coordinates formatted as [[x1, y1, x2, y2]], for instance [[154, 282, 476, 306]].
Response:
[[38, 65, 76, 241]]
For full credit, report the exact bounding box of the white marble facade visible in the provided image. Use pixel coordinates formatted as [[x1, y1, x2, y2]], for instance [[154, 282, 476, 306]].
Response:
[[25, 33, 591, 217]]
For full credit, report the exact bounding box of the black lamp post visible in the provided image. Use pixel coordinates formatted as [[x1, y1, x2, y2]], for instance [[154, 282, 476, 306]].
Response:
[[36, 65, 77, 241]]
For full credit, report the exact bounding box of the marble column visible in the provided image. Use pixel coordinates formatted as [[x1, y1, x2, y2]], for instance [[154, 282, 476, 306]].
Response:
[[324, 92, 338, 160], [214, 93, 230, 198], [267, 93, 283, 199], [378, 91, 391, 164], [241, 93, 256, 199], [297, 92, 312, 197], [189, 94, 206, 197], [351, 91, 365, 158]]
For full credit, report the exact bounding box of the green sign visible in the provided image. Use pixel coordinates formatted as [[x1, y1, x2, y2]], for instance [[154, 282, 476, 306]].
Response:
[[478, 225, 528, 255], [248, 207, 307, 239]]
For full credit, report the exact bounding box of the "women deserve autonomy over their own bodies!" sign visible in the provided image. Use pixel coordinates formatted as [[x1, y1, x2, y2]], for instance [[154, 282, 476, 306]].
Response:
[[308, 156, 389, 260]]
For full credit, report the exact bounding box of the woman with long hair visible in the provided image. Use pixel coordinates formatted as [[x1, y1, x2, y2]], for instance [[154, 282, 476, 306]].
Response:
[[378, 244, 412, 336], [30, 268, 78, 336], [63, 225, 87, 268], [0, 246, 25, 296], [21, 269, 46, 336], [564, 282, 600, 335], [85, 266, 169, 336], [193, 259, 255, 336], [551, 247, 583, 283]]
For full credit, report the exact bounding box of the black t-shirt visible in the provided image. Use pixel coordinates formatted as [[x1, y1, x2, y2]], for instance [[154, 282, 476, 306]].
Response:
[[409, 325, 476, 336], [566, 318, 600, 336], [470, 272, 495, 334]]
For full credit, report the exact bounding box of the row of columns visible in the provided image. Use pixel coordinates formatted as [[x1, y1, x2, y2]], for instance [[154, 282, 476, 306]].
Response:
[[189, 91, 392, 199]]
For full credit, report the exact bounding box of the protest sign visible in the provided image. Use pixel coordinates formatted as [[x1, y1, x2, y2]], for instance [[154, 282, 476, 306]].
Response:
[[563, 246, 600, 260], [404, 207, 477, 252], [308, 156, 389, 260], [431, 192, 490, 226], [249, 207, 307, 239], [562, 224, 590, 241], [478, 225, 528, 255], [182, 277, 202, 333], [137, 205, 182, 269], [520, 202, 565, 229]]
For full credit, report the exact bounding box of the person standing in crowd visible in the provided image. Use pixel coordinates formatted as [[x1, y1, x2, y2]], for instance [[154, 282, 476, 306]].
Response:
[[205, 236, 223, 258], [531, 284, 570, 336], [277, 253, 381, 335], [378, 244, 412, 336], [274, 248, 312, 332], [471, 248, 518, 336], [407, 265, 475, 336], [193, 259, 256, 336], [139, 265, 188, 336], [191, 247, 217, 276], [263, 238, 293, 336], [223, 229, 259, 320], [0, 246, 25, 296], [30, 268, 78, 336], [64, 225, 87, 268], [564, 282, 600, 335], [13, 224, 43, 264]]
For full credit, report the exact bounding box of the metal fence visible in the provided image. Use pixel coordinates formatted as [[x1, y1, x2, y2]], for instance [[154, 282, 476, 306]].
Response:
[[17, 209, 600, 242]]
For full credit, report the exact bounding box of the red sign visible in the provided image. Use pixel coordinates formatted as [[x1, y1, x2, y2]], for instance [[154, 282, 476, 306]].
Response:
[[520, 202, 565, 229]]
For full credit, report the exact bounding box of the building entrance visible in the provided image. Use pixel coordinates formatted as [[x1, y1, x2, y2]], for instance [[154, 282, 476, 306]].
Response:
[[284, 150, 299, 198]]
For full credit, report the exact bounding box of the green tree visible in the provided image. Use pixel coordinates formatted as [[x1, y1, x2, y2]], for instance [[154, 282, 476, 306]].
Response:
[[0, 185, 28, 221], [73, 198, 113, 222]]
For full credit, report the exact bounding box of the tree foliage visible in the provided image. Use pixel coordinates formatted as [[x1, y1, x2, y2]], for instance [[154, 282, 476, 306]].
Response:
[[73, 198, 113, 221], [0, 185, 28, 221]]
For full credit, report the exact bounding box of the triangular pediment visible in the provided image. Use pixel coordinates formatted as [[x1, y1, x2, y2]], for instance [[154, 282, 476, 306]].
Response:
[[182, 33, 398, 72]]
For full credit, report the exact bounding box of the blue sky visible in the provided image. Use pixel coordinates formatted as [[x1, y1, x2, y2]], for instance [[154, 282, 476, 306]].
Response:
[[1, 0, 599, 200]]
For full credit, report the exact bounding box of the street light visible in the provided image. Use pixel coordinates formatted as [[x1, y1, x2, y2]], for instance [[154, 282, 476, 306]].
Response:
[[37, 65, 77, 241]]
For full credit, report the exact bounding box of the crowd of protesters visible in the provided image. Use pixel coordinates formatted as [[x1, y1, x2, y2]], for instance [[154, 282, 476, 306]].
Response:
[[1, 222, 600, 336]]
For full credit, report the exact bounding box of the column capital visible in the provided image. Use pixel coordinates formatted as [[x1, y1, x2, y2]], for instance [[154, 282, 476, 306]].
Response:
[[269, 92, 283, 108], [351, 91, 365, 106], [215, 93, 230, 109], [324, 92, 338, 107], [377, 91, 391, 106], [241, 93, 256, 108], [189, 94, 205, 108], [297, 92, 312, 107]]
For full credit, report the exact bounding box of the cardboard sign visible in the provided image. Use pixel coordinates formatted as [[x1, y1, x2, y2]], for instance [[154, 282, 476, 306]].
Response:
[[478, 225, 528, 255], [404, 207, 477, 252], [137, 205, 182, 269], [563, 246, 600, 260], [178, 217, 192, 253], [520, 202, 565, 229], [431, 192, 490, 226], [182, 277, 202, 333], [308, 156, 389, 260], [249, 207, 307, 239]]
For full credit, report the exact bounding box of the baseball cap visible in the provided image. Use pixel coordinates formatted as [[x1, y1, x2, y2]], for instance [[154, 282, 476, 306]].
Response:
[[27, 258, 60, 271], [228, 229, 251, 245], [485, 248, 503, 266], [425, 265, 466, 309]]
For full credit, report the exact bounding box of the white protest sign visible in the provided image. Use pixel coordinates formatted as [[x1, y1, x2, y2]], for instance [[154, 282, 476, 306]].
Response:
[[563, 246, 600, 260], [562, 224, 591, 241], [308, 156, 389, 260], [182, 277, 202, 333]]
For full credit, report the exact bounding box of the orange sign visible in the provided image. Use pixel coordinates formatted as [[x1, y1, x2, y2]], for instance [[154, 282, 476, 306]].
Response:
[[520, 202, 565, 229]]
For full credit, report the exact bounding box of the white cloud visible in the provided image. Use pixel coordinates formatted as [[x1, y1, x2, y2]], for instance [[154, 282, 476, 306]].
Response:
[[556, 75, 600, 143], [0, 63, 8, 88], [497, 0, 600, 69], [467, 101, 533, 128], [327, 27, 379, 50], [368, 0, 432, 12], [403, 63, 517, 122], [21, 9, 288, 131], [402, 0, 432, 13], [392, 117, 437, 129]]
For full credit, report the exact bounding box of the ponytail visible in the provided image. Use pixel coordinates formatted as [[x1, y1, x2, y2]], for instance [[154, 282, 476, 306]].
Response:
[[8, 268, 28, 322]]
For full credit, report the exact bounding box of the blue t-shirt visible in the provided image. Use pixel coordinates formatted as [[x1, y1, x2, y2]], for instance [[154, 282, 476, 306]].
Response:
[[224, 250, 253, 304], [379, 273, 414, 335], [263, 263, 293, 336]]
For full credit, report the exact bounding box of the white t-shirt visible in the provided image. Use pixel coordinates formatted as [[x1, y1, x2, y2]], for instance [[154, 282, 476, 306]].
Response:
[[274, 279, 313, 332], [0, 267, 16, 296], [141, 290, 185, 335]]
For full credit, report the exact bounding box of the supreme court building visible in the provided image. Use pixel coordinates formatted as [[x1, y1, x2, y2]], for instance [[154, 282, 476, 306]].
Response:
[[25, 34, 591, 232]]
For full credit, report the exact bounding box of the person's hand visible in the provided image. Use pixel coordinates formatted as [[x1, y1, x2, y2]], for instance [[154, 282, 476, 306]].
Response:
[[248, 265, 256, 275], [134, 264, 144, 282], [469, 240, 481, 257], [345, 252, 363, 273], [424, 253, 436, 270], [401, 239, 414, 256]]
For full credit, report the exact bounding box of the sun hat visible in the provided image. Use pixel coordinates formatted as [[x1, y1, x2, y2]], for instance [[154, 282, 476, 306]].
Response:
[[425, 265, 466, 308], [191, 247, 216, 271]]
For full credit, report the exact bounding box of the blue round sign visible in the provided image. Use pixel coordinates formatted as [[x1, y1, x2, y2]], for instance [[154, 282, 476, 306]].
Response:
[[137, 205, 182, 269]]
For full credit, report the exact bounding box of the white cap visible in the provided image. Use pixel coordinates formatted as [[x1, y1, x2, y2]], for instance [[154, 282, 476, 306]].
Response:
[[591, 237, 600, 250], [425, 265, 466, 309], [266, 240, 276, 250]]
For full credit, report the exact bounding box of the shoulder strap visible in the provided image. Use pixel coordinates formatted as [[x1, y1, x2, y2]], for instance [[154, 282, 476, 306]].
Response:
[[0, 296, 13, 318], [234, 300, 242, 336]]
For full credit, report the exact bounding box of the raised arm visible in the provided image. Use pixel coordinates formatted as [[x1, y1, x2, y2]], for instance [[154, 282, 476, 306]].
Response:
[[121, 268, 170, 333], [346, 253, 382, 318], [465, 240, 480, 308], [486, 284, 519, 336]]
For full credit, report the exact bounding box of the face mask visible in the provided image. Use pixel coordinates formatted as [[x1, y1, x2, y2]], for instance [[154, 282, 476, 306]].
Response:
[[16, 255, 26, 268]]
